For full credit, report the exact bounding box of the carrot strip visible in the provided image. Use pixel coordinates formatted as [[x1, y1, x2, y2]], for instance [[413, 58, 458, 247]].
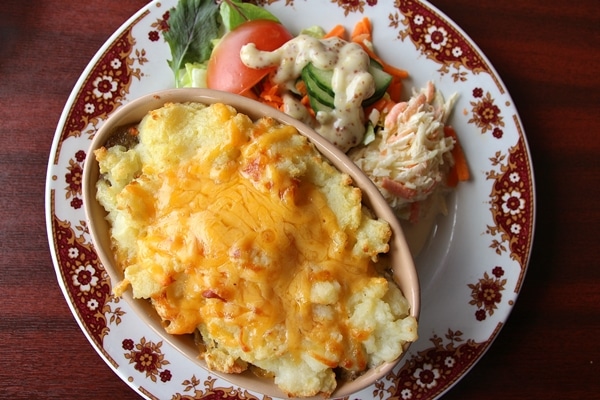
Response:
[[382, 63, 409, 79], [444, 126, 470, 183], [324, 24, 346, 39], [350, 17, 409, 79], [446, 164, 459, 187], [301, 95, 316, 117], [295, 80, 308, 96], [254, 75, 286, 111], [365, 97, 396, 117], [351, 33, 371, 45], [351, 17, 372, 42], [355, 38, 409, 78], [387, 76, 403, 103]]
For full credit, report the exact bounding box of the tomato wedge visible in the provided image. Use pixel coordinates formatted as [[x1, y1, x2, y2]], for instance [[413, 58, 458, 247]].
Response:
[[206, 20, 293, 94]]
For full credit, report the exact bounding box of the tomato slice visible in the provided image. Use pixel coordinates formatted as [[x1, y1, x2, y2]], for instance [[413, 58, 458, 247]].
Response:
[[207, 20, 293, 94]]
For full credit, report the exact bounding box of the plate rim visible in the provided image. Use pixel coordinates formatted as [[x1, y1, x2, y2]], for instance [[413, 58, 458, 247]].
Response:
[[44, 1, 536, 399]]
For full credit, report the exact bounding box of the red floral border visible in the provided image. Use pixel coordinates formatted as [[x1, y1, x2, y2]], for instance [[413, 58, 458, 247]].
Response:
[[62, 31, 135, 141], [172, 376, 272, 400], [469, 87, 506, 137], [386, 328, 492, 399], [51, 21, 145, 349], [486, 137, 534, 275], [469, 266, 508, 321], [395, 0, 490, 82], [52, 148, 125, 348], [52, 214, 114, 344], [122, 337, 172, 383]]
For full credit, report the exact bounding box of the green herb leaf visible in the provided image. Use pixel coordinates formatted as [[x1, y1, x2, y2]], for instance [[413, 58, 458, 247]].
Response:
[[164, 0, 220, 87], [220, 0, 279, 31]]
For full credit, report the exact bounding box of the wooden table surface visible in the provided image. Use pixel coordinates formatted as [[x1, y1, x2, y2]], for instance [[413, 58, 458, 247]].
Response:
[[1, 0, 598, 398]]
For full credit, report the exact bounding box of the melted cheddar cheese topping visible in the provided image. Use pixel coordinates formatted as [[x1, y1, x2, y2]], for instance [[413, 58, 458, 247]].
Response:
[[95, 102, 417, 398]]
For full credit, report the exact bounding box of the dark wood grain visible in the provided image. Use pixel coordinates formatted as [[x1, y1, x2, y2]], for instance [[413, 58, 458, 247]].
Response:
[[1, 0, 598, 398]]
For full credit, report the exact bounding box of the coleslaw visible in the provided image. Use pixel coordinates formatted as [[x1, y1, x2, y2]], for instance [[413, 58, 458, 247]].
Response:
[[350, 82, 459, 222]]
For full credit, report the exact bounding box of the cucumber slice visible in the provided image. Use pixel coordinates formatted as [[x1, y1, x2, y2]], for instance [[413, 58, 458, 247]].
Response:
[[304, 63, 334, 96], [304, 58, 385, 96], [308, 95, 333, 114], [363, 64, 392, 107], [301, 66, 335, 110], [369, 57, 384, 70], [301, 59, 393, 109]]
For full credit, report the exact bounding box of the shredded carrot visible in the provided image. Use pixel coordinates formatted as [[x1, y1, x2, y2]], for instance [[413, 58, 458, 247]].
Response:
[[382, 63, 409, 79], [324, 24, 346, 39], [387, 76, 403, 103], [255, 76, 285, 111], [300, 95, 316, 117], [256, 75, 316, 115], [295, 80, 308, 96], [297, 78, 314, 116], [359, 42, 410, 78], [350, 18, 409, 80], [262, 85, 281, 102], [351, 17, 372, 42], [351, 33, 371, 45], [444, 126, 470, 185], [365, 97, 396, 116], [300, 94, 310, 106], [291, 81, 315, 117]]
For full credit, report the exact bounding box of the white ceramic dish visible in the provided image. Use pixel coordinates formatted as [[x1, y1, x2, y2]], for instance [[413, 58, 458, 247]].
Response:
[[46, 1, 535, 399]]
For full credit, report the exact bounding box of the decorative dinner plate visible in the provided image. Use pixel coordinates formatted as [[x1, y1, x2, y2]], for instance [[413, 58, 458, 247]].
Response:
[[45, 1, 535, 399]]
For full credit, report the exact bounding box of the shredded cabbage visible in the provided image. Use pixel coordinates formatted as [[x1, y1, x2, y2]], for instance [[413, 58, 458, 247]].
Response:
[[349, 82, 458, 222]]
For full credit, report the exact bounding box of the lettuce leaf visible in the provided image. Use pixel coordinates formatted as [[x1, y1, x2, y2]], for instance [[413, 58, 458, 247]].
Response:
[[219, 0, 280, 31], [164, 0, 220, 87], [180, 62, 209, 88]]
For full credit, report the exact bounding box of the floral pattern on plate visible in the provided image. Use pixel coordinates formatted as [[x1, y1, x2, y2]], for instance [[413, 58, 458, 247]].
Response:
[[396, 0, 489, 80], [46, 1, 535, 399], [486, 139, 535, 272]]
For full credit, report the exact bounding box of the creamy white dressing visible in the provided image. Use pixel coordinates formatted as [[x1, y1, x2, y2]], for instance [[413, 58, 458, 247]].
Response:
[[240, 35, 374, 151]]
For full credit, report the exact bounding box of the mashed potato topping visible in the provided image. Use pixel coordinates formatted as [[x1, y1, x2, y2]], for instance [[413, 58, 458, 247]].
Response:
[[95, 102, 417, 397]]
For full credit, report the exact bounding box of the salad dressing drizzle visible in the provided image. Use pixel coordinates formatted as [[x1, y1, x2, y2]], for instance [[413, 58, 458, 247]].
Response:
[[241, 35, 374, 151]]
